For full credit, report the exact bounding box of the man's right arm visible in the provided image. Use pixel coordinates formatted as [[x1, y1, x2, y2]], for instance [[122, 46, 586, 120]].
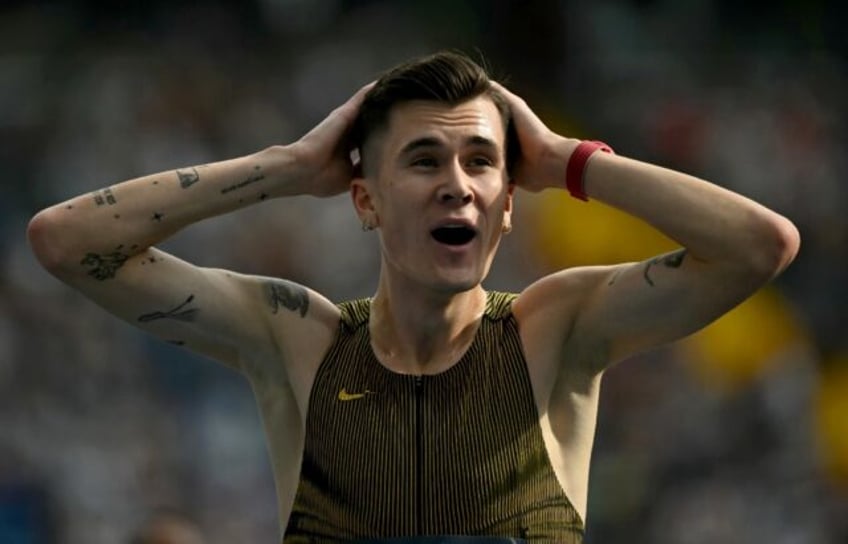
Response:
[[26, 146, 340, 374], [28, 82, 371, 380]]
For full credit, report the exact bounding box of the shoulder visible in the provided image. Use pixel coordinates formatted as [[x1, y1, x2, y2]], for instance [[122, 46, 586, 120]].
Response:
[[336, 297, 371, 331], [512, 265, 617, 336], [483, 290, 519, 321], [510, 266, 621, 388], [243, 277, 343, 382]]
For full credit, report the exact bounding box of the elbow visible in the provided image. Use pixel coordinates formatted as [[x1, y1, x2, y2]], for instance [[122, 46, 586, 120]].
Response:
[[750, 213, 801, 280], [27, 208, 73, 275]]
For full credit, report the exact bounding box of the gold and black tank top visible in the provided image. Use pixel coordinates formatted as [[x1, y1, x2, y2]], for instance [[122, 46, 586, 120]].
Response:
[[283, 291, 584, 543]]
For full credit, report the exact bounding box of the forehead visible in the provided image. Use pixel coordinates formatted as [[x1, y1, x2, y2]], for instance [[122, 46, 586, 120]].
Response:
[[381, 96, 505, 155]]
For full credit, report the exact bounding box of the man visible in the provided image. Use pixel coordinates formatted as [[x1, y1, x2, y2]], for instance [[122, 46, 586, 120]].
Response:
[[27, 52, 799, 542]]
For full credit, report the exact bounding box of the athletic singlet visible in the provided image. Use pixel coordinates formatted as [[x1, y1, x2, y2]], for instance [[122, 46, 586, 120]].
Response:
[[282, 291, 584, 543]]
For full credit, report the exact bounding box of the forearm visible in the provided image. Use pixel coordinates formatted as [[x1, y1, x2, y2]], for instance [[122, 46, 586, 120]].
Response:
[[28, 145, 302, 274], [536, 137, 799, 275], [581, 151, 798, 273]]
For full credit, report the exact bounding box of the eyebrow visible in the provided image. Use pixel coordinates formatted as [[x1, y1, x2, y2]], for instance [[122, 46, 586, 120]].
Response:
[[398, 135, 501, 156]]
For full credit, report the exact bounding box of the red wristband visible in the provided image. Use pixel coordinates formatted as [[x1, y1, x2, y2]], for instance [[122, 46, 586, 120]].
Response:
[[565, 140, 614, 201]]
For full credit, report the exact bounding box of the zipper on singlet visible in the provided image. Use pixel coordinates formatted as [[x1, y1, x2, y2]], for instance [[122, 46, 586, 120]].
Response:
[[414, 374, 423, 534]]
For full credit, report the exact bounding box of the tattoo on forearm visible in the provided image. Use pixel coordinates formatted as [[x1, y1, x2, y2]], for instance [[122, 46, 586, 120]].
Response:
[[221, 165, 265, 195], [607, 268, 625, 286], [168, 339, 186, 346], [138, 294, 199, 323], [80, 247, 129, 280], [265, 280, 309, 317], [176, 168, 200, 188], [152, 212, 164, 221], [643, 249, 688, 287], [91, 187, 117, 206]]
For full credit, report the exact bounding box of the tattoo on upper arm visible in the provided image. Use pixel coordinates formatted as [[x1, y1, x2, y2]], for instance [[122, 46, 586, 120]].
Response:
[[91, 188, 117, 206], [176, 168, 200, 188], [643, 249, 688, 287], [265, 280, 309, 317], [220, 165, 265, 195], [138, 294, 199, 323], [80, 246, 129, 280]]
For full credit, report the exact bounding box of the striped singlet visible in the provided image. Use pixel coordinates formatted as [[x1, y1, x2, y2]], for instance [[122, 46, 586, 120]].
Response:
[[283, 291, 584, 543]]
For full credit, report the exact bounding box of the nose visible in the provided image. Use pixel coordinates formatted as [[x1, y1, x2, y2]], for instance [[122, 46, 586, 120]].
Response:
[[437, 161, 474, 206]]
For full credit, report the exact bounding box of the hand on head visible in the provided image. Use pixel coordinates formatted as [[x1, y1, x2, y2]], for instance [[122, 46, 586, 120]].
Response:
[[491, 81, 572, 193], [293, 82, 375, 198], [294, 78, 569, 198]]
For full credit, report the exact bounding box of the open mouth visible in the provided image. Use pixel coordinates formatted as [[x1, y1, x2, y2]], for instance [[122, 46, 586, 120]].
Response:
[[430, 225, 477, 246]]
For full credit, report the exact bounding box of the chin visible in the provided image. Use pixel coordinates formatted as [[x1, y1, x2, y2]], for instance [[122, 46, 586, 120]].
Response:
[[430, 271, 485, 294]]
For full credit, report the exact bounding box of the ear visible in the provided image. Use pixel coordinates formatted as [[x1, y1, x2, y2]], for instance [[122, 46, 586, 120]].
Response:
[[504, 181, 515, 214], [351, 175, 379, 227]]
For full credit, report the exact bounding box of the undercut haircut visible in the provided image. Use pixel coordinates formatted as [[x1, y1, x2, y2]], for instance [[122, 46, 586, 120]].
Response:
[[351, 50, 518, 175]]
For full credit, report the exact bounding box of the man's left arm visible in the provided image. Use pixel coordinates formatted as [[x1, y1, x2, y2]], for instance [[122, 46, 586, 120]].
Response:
[[499, 84, 800, 373], [565, 151, 799, 370]]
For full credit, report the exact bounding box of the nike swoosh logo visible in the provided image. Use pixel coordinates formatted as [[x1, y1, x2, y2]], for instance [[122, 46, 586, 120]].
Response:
[[338, 388, 373, 401]]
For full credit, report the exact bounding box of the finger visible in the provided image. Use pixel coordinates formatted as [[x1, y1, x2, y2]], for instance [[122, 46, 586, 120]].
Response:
[[490, 81, 529, 111], [335, 81, 377, 123], [309, 81, 376, 141], [490, 81, 548, 135], [350, 80, 376, 105], [490, 80, 517, 100]]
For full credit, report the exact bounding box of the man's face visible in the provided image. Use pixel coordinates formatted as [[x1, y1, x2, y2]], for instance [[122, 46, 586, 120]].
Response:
[[354, 96, 514, 294]]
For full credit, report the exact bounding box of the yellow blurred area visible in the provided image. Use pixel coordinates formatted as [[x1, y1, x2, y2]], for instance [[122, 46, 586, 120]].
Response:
[[527, 190, 678, 268], [680, 287, 809, 391], [521, 108, 679, 268], [816, 354, 848, 485]]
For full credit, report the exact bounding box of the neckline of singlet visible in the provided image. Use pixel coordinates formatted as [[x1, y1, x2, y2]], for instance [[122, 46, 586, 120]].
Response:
[[342, 290, 516, 382]]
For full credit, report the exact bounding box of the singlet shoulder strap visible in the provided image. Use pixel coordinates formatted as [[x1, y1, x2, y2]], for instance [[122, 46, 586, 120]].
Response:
[[484, 290, 519, 321], [338, 292, 517, 327], [337, 298, 371, 331]]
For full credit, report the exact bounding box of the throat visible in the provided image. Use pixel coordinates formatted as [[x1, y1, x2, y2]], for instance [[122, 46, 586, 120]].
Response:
[[371, 334, 474, 376], [368, 289, 486, 375]]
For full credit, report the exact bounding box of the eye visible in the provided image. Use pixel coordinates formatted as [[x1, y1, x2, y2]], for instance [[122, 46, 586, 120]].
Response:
[[468, 155, 495, 168], [411, 156, 438, 168]]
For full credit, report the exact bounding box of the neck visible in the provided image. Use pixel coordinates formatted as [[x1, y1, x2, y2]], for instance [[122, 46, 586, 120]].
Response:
[[369, 279, 487, 375]]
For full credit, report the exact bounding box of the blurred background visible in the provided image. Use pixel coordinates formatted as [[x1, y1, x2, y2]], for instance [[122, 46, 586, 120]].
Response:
[[1, 0, 846, 542]]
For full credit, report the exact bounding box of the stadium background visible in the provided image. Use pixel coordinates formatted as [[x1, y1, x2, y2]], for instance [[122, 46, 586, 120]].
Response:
[[1, 0, 846, 542]]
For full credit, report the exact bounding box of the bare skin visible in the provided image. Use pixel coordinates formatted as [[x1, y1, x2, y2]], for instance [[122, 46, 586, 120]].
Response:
[[352, 98, 514, 375], [27, 80, 799, 531]]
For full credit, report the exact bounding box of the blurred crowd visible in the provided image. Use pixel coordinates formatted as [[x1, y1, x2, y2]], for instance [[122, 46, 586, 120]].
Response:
[[1, 1, 846, 542]]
